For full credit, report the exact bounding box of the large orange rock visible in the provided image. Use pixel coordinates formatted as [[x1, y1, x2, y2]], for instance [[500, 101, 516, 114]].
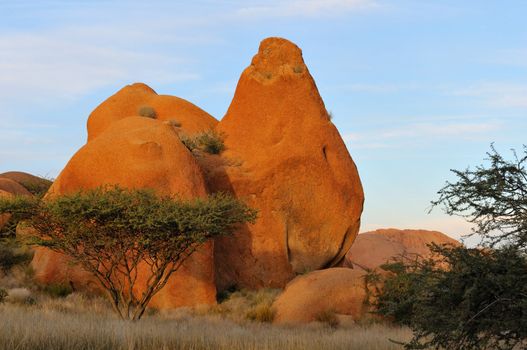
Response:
[[272, 268, 370, 325], [210, 37, 364, 290], [344, 228, 460, 271], [33, 117, 216, 309], [86, 83, 218, 142]]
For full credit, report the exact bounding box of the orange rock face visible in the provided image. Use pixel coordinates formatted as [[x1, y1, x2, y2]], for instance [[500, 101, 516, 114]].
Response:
[[211, 37, 364, 290], [272, 267, 370, 324], [86, 83, 218, 142], [344, 228, 460, 271], [33, 117, 216, 309]]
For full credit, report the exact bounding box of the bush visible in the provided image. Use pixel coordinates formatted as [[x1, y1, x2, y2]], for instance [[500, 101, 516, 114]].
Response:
[[375, 245, 527, 349], [138, 105, 157, 119], [42, 283, 73, 298], [19, 178, 53, 197], [181, 130, 225, 155]]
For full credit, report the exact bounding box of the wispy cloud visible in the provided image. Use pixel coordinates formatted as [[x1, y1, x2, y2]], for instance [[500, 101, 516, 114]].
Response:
[[344, 120, 501, 149], [450, 82, 527, 108], [0, 32, 198, 102], [235, 0, 381, 19]]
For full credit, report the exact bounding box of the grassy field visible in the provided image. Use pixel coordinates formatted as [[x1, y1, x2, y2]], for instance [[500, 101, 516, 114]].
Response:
[[0, 291, 411, 350], [0, 241, 411, 350], [0, 302, 410, 350]]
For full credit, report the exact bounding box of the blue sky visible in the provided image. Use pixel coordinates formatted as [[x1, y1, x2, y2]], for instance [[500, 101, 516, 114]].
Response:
[[0, 0, 526, 243]]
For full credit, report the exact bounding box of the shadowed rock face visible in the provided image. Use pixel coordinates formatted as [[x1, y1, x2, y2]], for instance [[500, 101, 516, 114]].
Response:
[[272, 268, 370, 324], [87, 83, 218, 142], [344, 228, 460, 271], [211, 37, 364, 290], [33, 117, 217, 309]]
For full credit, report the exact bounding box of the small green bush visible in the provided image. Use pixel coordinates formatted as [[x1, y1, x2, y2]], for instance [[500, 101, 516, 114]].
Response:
[[138, 106, 157, 119], [181, 130, 225, 155]]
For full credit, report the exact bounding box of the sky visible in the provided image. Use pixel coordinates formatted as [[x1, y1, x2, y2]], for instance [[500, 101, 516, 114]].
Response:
[[0, 0, 526, 244]]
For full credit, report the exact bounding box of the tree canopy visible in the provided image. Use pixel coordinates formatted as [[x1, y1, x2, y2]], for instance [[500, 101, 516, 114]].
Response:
[[0, 187, 257, 320]]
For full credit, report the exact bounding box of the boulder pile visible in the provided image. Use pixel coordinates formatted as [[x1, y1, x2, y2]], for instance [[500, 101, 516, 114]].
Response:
[[12, 37, 366, 310]]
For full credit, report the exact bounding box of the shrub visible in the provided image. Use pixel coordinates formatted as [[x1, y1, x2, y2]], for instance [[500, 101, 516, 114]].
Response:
[[315, 309, 340, 329], [42, 283, 73, 298], [181, 130, 225, 155], [0, 187, 256, 320], [137, 105, 157, 119], [19, 178, 53, 197], [0, 288, 7, 303]]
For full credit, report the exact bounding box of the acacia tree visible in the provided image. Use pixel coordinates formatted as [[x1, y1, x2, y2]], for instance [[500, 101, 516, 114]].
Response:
[[374, 145, 527, 349], [0, 187, 256, 320], [431, 144, 527, 250]]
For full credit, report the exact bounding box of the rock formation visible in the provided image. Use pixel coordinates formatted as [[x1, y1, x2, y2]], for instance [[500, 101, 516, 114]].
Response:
[[0, 178, 32, 196], [86, 83, 218, 142], [344, 228, 460, 271], [22, 37, 365, 309], [272, 267, 371, 325], [33, 117, 216, 309], [0, 171, 52, 195], [210, 37, 364, 290]]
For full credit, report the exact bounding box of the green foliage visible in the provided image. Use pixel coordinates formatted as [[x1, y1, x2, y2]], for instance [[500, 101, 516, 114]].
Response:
[[0, 187, 257, 320], [0, 195, 40, 238], [432, 144, 527, 250], [374, 145, 527, 349], [137, 105, 157, 119], [19, 178, 53, 197], [376, 245, 527, 349], [181, 130, 225, 155]]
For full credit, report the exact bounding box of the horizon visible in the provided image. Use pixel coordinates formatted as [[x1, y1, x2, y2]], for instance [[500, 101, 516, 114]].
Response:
[[1, 1, 526, 244]]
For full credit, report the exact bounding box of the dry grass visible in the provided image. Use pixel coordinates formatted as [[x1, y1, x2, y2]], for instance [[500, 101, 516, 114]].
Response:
[[0, 300, 411, 350], [0, 245, 411, 349]]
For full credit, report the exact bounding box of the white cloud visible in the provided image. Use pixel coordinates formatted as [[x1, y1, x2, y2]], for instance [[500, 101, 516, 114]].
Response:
[[236, 0, 380, 19], [0, 33, 198, 102], [451, 82, 527, 108], [345, 120, 500, 149]]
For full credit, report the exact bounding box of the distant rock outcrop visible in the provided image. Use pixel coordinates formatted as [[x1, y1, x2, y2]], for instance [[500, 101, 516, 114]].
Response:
[[87, 83, 218, 142], [272, 268, 371, 325], [344, 228, 460, 271], [0, 178, 32, 197], [0, 171, 52, 195], [33, 117, 216, 309], [210, 37, 364, 290]]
